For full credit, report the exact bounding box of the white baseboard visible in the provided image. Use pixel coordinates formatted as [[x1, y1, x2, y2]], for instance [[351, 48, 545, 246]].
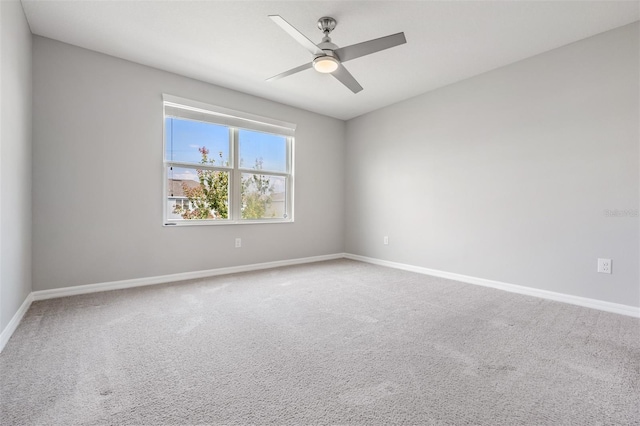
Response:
[[1, 253, 342, 352], [344, 253, 640, 318], [0, 293, 33, 353], [32, 253, 344, 301], [3, 251, 637, 353]]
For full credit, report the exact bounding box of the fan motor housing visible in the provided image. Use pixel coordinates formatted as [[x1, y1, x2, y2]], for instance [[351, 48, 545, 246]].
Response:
[[318, 40, 338, 53]]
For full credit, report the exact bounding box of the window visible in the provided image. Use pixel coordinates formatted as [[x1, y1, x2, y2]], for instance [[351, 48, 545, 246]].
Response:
[[163, 95, 295, 225]]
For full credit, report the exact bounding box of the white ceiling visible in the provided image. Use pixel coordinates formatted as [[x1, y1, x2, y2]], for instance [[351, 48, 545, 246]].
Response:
[[21, 1, 639, 120]]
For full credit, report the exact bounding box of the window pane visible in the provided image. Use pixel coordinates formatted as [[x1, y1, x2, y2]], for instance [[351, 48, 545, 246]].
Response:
[[241, 173, 286, 220], [165, 118, 230, 167], [167, 166, 229, 220], [238, 129, 287, 173]]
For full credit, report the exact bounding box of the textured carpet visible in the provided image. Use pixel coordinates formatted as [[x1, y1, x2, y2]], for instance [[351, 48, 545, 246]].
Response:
[[1, 259, 639, 425]]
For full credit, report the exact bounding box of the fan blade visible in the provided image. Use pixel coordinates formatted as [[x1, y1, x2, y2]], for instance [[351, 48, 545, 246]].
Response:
[[269, 15, 323, 56], [335, 32, 406, 62], [331, 64, 363, 93], [266, 62, 313, 81]]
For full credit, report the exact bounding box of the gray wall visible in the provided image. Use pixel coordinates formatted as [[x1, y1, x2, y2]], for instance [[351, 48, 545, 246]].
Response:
[[32, 37, 346, 291], [345, 23, 639, 307], [25, 21, 640, 310], [0, 0, 33, 331]]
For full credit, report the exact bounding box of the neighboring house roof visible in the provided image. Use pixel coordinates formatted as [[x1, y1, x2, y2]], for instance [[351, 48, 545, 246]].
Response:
[[167, 179, 200, 197], [271, 191, 285, 202]]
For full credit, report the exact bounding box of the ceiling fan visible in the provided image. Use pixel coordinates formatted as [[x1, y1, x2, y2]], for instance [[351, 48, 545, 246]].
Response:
[[267, 15, 407, 94]]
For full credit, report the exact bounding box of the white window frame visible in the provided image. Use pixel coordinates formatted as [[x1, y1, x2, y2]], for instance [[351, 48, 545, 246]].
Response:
[[163, 94, 295, 226]]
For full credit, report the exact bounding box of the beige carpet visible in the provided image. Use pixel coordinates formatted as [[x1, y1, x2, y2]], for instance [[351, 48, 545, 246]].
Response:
[[1, 259, 639, 425]]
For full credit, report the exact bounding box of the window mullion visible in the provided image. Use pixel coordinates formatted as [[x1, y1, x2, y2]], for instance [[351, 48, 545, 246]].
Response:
[[232, 128, 241, 221]]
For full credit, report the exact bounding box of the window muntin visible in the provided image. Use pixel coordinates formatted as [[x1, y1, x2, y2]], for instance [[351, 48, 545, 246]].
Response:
[[163, 95, 294, 225]]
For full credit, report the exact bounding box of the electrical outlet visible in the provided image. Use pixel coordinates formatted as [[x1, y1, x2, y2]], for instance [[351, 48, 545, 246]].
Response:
[[383, 236, 389, 245], [597, 258, 611, 274], [235, 238, 241, 248]]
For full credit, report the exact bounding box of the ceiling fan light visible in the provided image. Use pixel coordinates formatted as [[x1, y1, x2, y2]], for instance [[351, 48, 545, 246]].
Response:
[[313, 56, 339, 73]]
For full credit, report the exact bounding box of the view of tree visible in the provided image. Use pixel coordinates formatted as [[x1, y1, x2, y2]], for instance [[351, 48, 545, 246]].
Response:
[[173, 147, 275, 220], [173, 147, 229, 219], [241, 158, 274, 219]]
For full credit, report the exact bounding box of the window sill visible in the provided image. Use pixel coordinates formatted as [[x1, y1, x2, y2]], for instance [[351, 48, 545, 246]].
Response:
[[163, 219, 294, 227]]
